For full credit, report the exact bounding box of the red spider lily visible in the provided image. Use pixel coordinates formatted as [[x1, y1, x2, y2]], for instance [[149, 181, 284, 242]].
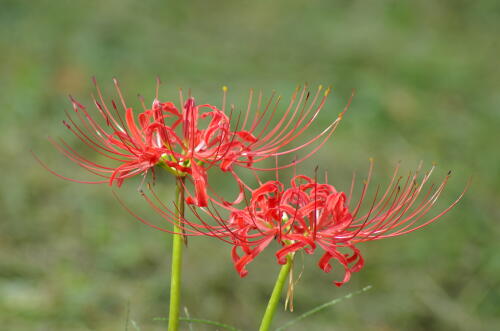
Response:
[[125, 161, 467, 286], [39, 79, 348, 207], [202, 162, 466, 286]]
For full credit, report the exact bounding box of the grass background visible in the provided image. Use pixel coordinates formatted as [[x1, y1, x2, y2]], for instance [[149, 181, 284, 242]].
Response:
[[1, 0, 499, 330]]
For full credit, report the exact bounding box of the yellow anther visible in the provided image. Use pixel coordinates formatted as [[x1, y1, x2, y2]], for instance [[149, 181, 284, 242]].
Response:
[[222, 86, 228, 92], [324, 86, 331, 96], [318, 84, 323, 90]]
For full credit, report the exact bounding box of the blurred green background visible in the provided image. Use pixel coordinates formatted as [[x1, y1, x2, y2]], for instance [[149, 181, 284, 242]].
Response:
[[1, 0, 499, 330]]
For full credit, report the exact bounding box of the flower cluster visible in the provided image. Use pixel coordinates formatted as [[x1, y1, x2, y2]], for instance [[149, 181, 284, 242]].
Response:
[[43, 79, 466, 287], [40, 80, 341, 207], [143, 161, 466, 286], [227, 161, 466, 286]]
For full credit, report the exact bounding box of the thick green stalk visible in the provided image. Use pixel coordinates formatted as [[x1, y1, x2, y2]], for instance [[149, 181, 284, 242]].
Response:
[[258, 255, 293, 331], [168, 177, 185, 331]]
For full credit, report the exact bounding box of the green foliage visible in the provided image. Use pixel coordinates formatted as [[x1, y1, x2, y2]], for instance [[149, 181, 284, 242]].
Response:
[[1, 0, 499, 330]]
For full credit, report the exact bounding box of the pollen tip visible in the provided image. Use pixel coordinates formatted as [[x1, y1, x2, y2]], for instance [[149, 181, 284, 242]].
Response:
[[318, 84, 323, 90], [369, 157, 374, 162], [222, 85, 228, 92], [324, 87, 331, 97]]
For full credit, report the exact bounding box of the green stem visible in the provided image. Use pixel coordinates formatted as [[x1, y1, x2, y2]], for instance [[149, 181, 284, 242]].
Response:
[[168, 177, 185, 331], [258, 255, 293, 331]]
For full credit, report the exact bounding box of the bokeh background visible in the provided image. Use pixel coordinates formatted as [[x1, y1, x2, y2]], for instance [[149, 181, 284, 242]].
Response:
[[1, 1, 499, 330]]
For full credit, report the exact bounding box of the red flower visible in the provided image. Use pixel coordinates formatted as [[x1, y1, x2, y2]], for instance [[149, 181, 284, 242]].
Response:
[[40, 80, 350, 208], [223, 162, 467, 286], [129, 161, 466, 286]]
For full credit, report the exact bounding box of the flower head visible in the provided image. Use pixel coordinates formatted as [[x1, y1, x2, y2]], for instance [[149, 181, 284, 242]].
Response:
[[199, 162, 467, 286], [39, 80, 349, 208]]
